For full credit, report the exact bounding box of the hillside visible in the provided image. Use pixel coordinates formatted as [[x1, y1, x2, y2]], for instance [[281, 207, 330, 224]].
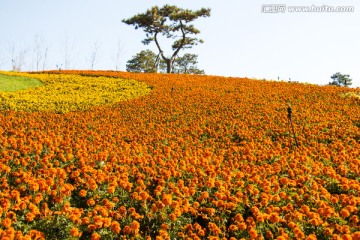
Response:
[[0, 71, 359, 239]]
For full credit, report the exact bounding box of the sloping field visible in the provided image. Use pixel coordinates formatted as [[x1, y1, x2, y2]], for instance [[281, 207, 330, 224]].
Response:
[[0, 71, 151, 113], [0, 70, 360, 239], [0, 74, 43, 92]]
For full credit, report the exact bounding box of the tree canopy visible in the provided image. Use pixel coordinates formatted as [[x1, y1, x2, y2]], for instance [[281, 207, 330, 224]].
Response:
[[173, 53, 204, 74], [122, 5, 210, 73], [329, 72, 352, 87], [126, 50, 204, 74], [126, 50, 159, 73]]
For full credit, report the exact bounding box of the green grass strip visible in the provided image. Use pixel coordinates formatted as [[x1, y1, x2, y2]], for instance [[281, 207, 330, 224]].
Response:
[[0, 74, 44, 92]]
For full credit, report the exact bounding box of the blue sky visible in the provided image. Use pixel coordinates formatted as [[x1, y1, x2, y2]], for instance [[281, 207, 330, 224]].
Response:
[[0, 0, 359, 86]]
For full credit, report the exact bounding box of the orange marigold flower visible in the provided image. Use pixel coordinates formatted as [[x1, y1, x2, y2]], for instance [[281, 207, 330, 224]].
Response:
[[88, 224, 98, 232], [305, 234, 317, 240], [193, 201, 200, 208], [350, 215, 359, 223], [139, 191, 149, 201], [87, 198, 95, 206], [288, 221, 297, 229], [79, 189, 87, 197], [174, 208, 182, 217], [91, 232, 101, 240], [6, 211, 17, 221], [151, 204, 158, 213], [122, 225, 131, 235], [198, 229, 205, 237], [309, 218, 320, 226], [130, 220, 140, 230], [2, 218, 12, 228], [102, 217, 112, 228], [189, 187, 196, 195], [279, 192, 287, 199], [269, 212, 280, 223], [266, 230, 274, 239], [107, 186, 115, 194], [256, 214, 265, 223], [208, 222, 221, 235], [200, 191, 209, 199], [162, 194, 172, 206], [324, 227, 334, 236], [29, 229, 45, 239], [90, 183, 98, 191], [351, 232, 360, 239], [159, 229, 169, 238], [26, 212, 35, 222], [169, 213, 177, 221], [69, 214, 80, 223], [82, 217, 91, 225], [70, 228, 81, 237], [340, 208, 350, 218], [294, 228, 305, 239], [228, 224, 238, 231], [110, 221, 121, 234], [273, 195, 281, 202], [119, 206, 127, 214], [248, 227, 258, 238], [160, 223, 169, 230], [342, 234, 352, 240], [342, 225, 351, 234], [238, 222, 247, 230], [234, 213, 244, 222], [331, 196, 339, 204]]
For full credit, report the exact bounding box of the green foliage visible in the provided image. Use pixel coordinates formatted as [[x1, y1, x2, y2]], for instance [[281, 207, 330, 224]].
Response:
[[34, 215, 73, 240], [173, 53, 204, 74], [329, 72, 352, 87], [123, 5, 210, 73], [0, 74, 43, 92], [126, 51, 204, 74], [126, 50, 159, 73]]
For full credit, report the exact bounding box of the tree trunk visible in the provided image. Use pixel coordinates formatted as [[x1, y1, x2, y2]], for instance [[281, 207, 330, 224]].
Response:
[[166, 59, 173, 73]]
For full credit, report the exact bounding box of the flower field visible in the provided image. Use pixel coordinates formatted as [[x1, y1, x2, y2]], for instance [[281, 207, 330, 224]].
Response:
[[0, 71, 151, 113], [0, 70, 360, 239]]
